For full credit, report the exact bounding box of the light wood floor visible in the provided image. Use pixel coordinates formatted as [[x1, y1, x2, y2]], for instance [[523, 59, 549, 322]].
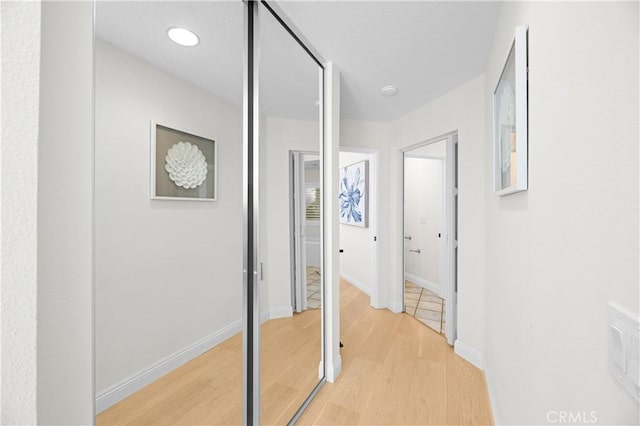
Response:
[[298, 280, 493, 425], [98, 280, 492, 425]]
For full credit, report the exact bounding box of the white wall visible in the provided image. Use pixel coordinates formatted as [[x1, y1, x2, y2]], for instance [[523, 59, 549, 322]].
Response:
[[95, 40, 243, 394], [338, 151, 376, 295], [404, 157, 443, 290], [483, 2, 639, 424], [260, 116, 319, 314], [340, 119, 390, 308], [1, 3, 94, 423], [0, 1, 41, 423], [37, 2, 95, 423], [389, 75, 487, 355]]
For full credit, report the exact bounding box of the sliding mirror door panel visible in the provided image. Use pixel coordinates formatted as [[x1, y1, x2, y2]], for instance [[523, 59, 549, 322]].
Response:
[[94, 2, 244, 423], [257, 3, 325, 424]]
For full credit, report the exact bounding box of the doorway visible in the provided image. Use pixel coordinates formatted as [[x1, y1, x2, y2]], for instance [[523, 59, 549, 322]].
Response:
[[290, 151, 322, 313], [402, 133, 457, 344]]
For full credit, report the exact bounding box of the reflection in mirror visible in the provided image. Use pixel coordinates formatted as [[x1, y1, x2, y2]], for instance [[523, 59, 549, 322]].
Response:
[[258, 3, 324, 424], [94, 1, 244, 424]]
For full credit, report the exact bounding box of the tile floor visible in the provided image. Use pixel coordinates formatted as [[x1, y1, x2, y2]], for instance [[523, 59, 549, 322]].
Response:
[[306, 266, 322, 309], [404, 280, 446, 335]]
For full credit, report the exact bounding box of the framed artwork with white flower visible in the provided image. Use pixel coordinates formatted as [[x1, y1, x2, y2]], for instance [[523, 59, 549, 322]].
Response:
[[339, 160, 368, 227], [493, 25, 528, 196], [151, 122, 217, 200]]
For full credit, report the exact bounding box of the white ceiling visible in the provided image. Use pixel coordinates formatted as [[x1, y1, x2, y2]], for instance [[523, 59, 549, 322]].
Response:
[[95, 1, 501, 123], [278, 1, 501, 122], [95, 1, 244, 107]]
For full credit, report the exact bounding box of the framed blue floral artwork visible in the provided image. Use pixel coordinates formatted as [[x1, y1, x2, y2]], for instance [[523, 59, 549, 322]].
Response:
[[339, 160, 368, 227]]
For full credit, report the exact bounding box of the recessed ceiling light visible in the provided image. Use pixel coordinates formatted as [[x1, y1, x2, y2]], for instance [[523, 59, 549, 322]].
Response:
[[381, 85, 398, 97], [167, 27, 199, 47]]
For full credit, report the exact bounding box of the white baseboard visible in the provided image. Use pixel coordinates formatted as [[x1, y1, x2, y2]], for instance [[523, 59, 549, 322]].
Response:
[[339, 273, 369, 296], [269, 305, 293, 319], [326, 354, 342, 383], [95, 319, 242, 413], [483, 359, 500, 425], [388, 300, 403, 314], [453, 339, 484, 370], [261, 306, 294, 324], [404, 272, 439, 295]]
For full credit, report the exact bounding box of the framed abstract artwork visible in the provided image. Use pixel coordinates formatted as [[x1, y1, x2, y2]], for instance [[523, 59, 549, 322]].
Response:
[[339, 160, 368, 227], [493, 25, 528, 196], [150, 122, 217, 201]]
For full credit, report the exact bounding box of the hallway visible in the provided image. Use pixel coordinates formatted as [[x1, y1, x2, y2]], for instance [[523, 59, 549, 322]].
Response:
[[98, 279, 492, 425], [299, 279, 492, 425]]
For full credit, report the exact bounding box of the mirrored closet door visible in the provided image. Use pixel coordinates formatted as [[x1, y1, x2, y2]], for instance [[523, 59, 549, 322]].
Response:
[[94, 2, 244, 423], [257, 2, 325, 424], [94, 1, 326, 424]]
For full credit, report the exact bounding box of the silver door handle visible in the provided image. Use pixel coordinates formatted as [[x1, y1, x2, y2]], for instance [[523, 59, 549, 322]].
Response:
[[404, 235, 412, 240], [409, 249, 421, 254]]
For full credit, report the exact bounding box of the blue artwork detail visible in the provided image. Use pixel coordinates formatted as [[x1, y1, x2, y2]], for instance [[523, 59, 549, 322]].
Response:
[[339, 161, 367, 226]]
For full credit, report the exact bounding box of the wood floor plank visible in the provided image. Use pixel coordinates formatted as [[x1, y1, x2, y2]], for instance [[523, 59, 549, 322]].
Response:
[[261, 382, 300, 425], [295, 382, 337, 425], [325, 356, 378, 415], [405, 355, 447, 425], [354, 308, 404, 364], [445, 350, 494, 425], [314, 402, 361, 425]]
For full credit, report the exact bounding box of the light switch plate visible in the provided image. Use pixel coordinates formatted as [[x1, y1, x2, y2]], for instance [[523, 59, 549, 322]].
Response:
[[609, 324, 626, 371], [608, 302, 640, 402]]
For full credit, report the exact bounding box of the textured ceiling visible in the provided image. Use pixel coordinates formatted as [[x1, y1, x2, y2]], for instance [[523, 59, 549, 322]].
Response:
[[95, 1, 501, 123]]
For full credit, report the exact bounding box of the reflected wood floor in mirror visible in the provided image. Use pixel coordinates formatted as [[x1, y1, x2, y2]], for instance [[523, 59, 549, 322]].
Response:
[[97, 279, 492, 425]]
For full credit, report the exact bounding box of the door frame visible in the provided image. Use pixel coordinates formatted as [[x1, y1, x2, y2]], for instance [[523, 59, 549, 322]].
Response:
[[401, 131, 458, 345]]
